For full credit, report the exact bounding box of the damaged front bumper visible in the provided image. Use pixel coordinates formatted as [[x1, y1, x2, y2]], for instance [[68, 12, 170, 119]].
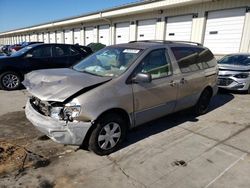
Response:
[[25, 99, 92, 145]]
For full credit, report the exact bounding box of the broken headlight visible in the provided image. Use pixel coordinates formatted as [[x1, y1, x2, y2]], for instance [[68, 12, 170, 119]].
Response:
[[50, 107, 64, 120], [49, 99, 81, 122], [63, 103, 81, 122]]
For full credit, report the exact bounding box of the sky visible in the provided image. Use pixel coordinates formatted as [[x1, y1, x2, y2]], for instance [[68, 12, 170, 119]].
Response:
[[0, 0, 140, 32]]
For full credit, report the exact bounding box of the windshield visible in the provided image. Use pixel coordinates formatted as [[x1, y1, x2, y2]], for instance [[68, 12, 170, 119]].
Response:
[[219, 55, 250, 66], [10, 46, 33, 57], [73, 47, 142, 77]]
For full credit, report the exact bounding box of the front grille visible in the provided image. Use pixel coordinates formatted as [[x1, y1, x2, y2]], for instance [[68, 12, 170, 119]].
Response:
[[30, 97, 50, 116], [217, 78, 234, 86]]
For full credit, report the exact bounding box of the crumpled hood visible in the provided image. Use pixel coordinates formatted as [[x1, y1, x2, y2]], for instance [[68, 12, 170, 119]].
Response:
[[219, 64, 250, 71], [23, 68, 111, 102]]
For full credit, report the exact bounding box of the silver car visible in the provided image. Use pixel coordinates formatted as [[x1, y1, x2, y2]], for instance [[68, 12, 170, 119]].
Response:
[[218, 53, 250, 93], [24, 41, 218, 155]]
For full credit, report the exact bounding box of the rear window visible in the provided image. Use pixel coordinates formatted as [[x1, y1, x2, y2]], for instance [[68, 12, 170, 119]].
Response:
[[171, 47, 216, 73]]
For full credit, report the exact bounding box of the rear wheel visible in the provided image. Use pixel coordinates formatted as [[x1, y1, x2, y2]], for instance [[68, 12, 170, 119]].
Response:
[[89, 113, 127, 155], [0, 71, 21, 90], [193, 88, 212, 115]]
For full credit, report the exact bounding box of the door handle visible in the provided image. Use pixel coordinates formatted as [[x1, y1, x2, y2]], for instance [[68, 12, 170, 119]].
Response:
[[180, 78, 187, 84], [170, 80, 177, 87]]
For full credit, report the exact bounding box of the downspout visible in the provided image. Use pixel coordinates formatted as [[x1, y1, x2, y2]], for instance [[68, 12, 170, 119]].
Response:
[[99, 12, 112, 24], [99, 12, 113, 45]]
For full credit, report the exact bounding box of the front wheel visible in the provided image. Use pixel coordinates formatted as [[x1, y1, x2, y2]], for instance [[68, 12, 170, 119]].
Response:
[[193, 89, 212, 115], [0, 72, 22, 90], [89, 113, 127, 155]]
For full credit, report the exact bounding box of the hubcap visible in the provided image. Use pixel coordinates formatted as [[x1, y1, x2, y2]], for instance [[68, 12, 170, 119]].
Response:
[[98, 122, 121, 150], [2, 74, 19, 89]]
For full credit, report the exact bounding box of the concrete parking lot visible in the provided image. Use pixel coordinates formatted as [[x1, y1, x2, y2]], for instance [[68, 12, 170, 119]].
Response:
[[0, 89, 250, 188]]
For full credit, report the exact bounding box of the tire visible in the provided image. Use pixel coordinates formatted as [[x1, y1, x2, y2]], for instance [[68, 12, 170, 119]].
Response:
[[89, 113, 127, 156], [193, 88, 212, 115], [0, 71, 21, 90]]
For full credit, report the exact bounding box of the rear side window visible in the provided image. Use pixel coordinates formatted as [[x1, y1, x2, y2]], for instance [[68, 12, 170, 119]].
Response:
[[171, 47, 215, 73], [54, 45, 70, 57], [69, 46, 79, 56], [32, 46, 52, 58]]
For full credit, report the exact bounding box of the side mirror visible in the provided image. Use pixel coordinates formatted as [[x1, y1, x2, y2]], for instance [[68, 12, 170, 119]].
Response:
[[132, 73, 152, 84], [25, 53, 33, 58]]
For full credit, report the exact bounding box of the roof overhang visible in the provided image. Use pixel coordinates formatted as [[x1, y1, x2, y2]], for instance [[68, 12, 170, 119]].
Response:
[[0, 0, 211, 36]]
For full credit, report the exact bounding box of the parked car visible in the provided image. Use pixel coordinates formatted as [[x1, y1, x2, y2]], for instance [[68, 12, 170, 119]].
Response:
[[218, 53, 250, 93], [1, 45, 10, 55], [87, 43, 106, 52], [8, 44, 23, 53], [0, 43, 92, 90], [24, 41, 218, 155]]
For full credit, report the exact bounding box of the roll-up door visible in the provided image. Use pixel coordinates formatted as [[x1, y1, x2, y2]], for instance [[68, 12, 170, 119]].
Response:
[[56, 31, 63, 43], [165, 15, 193, 41], [74, 28, 81, 44], [204, 8, 246, 54], [21, 35, 25, 42], [44, 33, 49, 43], [137, 19, 156, 40], [38, 33, 43, 42], [49, 32, 56, 43], [30, 34, 37, 42], [64, 29, 73, 44], [99, 25, 110, 46], [25, 35, 30, 42], [115, 22, 130, 44], [85, 27, 94, 45]]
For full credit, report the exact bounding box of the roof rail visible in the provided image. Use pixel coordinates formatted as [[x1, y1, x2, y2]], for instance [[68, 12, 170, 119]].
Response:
[[129, 40, 203, 46], [169, 41, 203, 46]]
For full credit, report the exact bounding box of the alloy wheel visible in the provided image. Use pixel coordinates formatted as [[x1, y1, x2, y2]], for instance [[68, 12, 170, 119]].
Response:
[[2, 73, 20, 89]]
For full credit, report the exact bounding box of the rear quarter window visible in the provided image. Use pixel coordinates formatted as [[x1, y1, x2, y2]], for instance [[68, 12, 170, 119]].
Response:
[[171, 47, 216, 73]]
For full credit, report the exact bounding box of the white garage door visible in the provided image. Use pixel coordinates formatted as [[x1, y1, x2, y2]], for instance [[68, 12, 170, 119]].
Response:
[[30, 34, 37, 42], [137, 19, 156, 40], [17, 36, 21, 43], [25, 35, 30, 42], [49, 32, 56, 43], [64, 29, 73, 44], [21, 35, 25, 42], [85, 27, 94, 45], [204, 8, 246, 54], [115, 22, 130, 44], [44, 33, 49, 43], [99, 25, 110, 46], [38, 33, 43, 42], [74, 28, 81, 44], [165, 15, 193, 41], [56, 31, 63, 43]]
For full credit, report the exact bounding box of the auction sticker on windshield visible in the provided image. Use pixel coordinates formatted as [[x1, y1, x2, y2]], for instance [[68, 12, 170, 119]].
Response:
[[123, 49, 140, 53]]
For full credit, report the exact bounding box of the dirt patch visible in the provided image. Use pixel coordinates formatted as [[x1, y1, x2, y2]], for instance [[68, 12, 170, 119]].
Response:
[[0, 141, 50, 177]]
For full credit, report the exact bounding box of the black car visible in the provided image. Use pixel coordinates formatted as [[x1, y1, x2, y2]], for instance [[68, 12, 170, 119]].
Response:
[[0, 43, 92, 90]]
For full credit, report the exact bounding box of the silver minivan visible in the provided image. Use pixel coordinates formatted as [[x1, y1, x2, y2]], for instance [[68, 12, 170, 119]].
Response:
[[24, 41, 218, 155]]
